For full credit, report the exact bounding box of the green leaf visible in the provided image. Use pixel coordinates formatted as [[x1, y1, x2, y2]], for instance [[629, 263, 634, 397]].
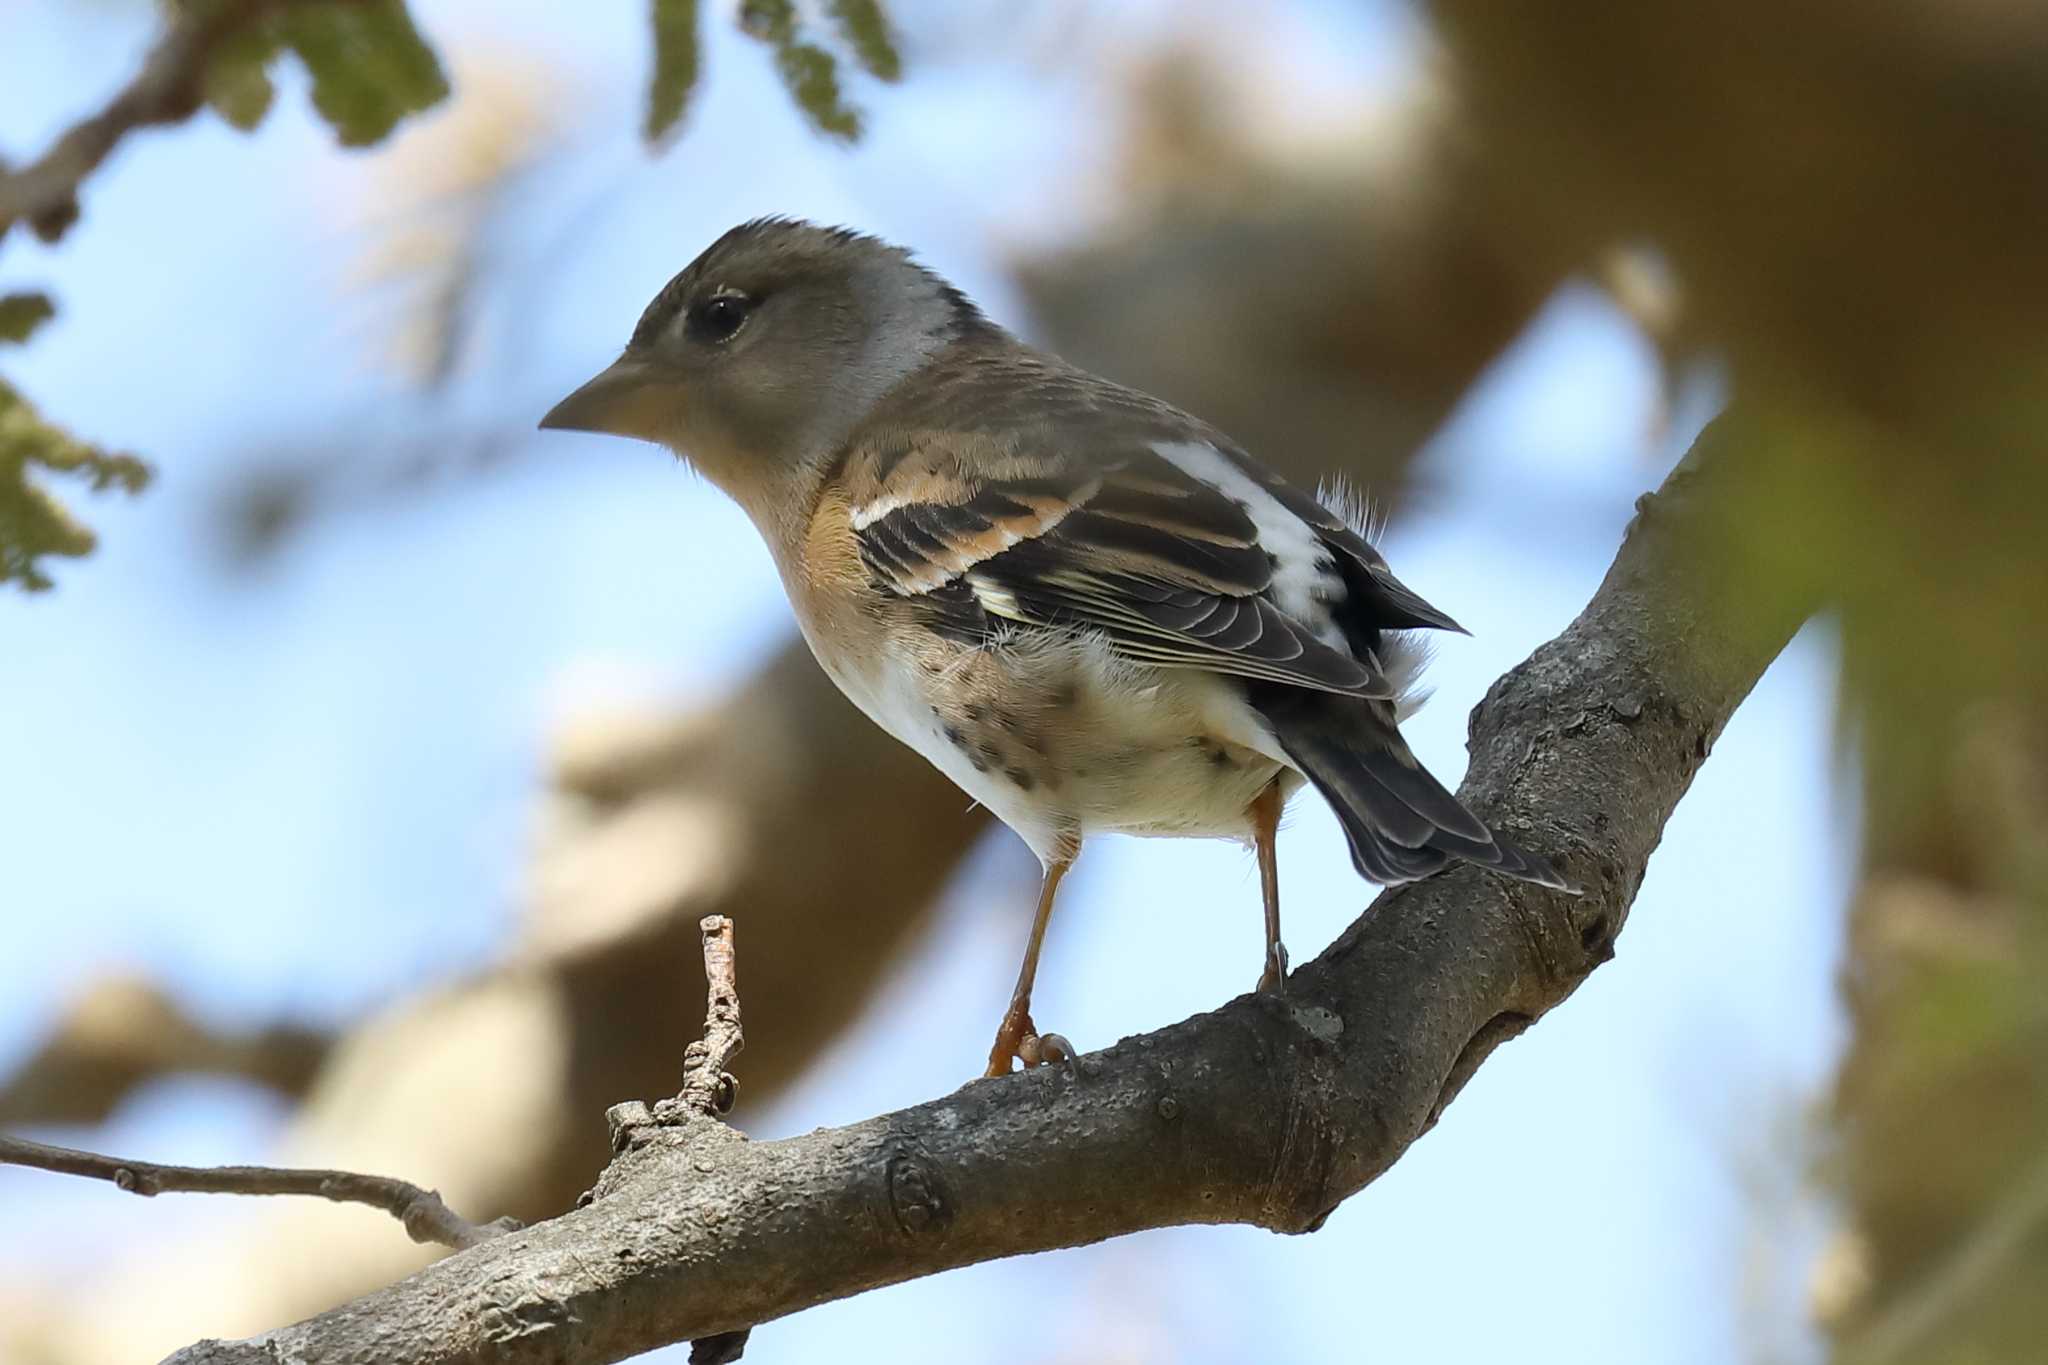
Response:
[[0, 293, 56, 345], [737, 0, 796, 44], [282, 0, 450, 148], [645, 0, 703, 144], [774, 38, 860, 141], [735, 1, 855, 141], [0, 379, 152, 593], [827, 0, 900, 82], [203, 22, 282, 131]]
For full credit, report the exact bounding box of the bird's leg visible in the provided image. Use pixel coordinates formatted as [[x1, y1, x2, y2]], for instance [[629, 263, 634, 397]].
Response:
[[1251, 779, 1288, 995], [985, 849, 1075, 1077]]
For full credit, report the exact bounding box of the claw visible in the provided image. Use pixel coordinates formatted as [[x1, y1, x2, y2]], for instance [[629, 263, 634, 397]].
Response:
[[986, 1009, 1077, 1077]]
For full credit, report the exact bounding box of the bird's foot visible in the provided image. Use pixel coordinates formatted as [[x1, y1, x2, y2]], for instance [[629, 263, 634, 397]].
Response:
[[1255, 942, 1290, 996], [984, 1006, 1074, 1077]]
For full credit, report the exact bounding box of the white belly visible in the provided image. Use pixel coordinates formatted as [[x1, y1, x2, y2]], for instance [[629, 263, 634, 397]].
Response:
[[806, 623, 1298, 866], [824, 636, 1067, 851]]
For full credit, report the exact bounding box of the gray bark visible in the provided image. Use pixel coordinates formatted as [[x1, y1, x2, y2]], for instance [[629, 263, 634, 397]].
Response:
[[168, 412, 1808, 1365]]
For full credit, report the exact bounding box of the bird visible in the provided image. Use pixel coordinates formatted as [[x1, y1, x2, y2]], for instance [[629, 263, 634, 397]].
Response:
[[540, 217, 1570, 1078]]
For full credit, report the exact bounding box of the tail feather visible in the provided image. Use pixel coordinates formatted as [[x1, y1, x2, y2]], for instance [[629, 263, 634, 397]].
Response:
[[1345, 829, 1452, 885], [1259, 697, 1574, 893], [1356, 748, 1492, 844]]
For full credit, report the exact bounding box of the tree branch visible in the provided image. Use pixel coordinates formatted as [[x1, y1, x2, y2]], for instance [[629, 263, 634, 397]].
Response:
[[0, 975, 330, 1127], [0, 1133, 516, 1250], [0, 0, 276, 242], [0, 914, 748, 1293], [164, 412, 1808, 1365]]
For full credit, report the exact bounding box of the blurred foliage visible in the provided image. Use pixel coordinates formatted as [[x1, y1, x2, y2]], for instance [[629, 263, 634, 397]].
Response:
[[354, 51, 559, 387], [1, 293, 151, 591], [649, 0, 902, 144], [1426, 0, 2048, 817], [0, 292, 56, 344], [0, 0, 903, 591], [647, 0, 903, 144], [1675, 391, 2048, 1365], [1827, 708, 2048, 1365], [275, 0, 449, 147], [1386, 8, 2048, 1352], [644, 0, 702, 143], [187, 0, 450, 146], [0, 0, 452, 594], [734, 0, 901, 142], [1018, 49, 1576, 512], [201, 23, 282, 131], [826, 0, 902, 83]]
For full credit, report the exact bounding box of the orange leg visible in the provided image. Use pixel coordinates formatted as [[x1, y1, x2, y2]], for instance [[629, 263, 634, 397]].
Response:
[[1251, 780, 1288, 995], [985, 851, 1076, 1077]]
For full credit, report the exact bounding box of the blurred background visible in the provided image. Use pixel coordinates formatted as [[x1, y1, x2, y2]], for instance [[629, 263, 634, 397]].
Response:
[[3, 2, 2045, 1362]]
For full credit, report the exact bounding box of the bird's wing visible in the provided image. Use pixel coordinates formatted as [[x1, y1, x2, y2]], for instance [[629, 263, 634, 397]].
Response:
[[1214, 453, 1468, 635], [845, 434, 1395, 697]]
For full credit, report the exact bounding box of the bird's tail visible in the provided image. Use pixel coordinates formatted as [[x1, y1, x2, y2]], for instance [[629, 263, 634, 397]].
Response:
[[1256, 694, 1574, 891]]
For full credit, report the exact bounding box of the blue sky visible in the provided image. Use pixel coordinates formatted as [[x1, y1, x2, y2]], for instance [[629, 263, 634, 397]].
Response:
[[1, 2, 1850, 1361]]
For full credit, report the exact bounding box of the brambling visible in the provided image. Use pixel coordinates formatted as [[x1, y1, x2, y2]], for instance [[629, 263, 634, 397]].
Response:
[[542, 218, 1569, 1077]]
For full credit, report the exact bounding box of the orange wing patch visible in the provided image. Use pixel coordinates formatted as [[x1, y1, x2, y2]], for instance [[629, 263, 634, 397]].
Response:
[[854, 469, 1102, 596]]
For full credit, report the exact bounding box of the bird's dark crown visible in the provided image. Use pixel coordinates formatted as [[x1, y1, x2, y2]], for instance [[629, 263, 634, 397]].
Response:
[[630, 217, 990, 349]]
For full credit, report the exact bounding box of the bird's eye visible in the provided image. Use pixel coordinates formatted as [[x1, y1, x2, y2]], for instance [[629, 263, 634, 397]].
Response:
[[685, 292, 753, 344]]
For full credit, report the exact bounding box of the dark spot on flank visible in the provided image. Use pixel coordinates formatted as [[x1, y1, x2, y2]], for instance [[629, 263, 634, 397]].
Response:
[[1050, 683, 1080, 709], [969, 755, 990, 773], [943, 725, 967, 748], [993, 710, 1020, 732], [1018, 729, 1047, 755], [1266, 551, 1282, 569], [1004, 766, 1037, 791], [964, 702, 987, 722], [976, 741, 1003, 764], [1209, 747, 1235, 768]]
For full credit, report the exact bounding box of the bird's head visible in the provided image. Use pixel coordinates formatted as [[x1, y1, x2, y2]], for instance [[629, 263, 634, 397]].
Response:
[[540, 218, 991, 520]]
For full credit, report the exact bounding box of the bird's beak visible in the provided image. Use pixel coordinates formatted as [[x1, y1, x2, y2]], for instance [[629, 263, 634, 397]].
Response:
[[538, 354, 669, 441]]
